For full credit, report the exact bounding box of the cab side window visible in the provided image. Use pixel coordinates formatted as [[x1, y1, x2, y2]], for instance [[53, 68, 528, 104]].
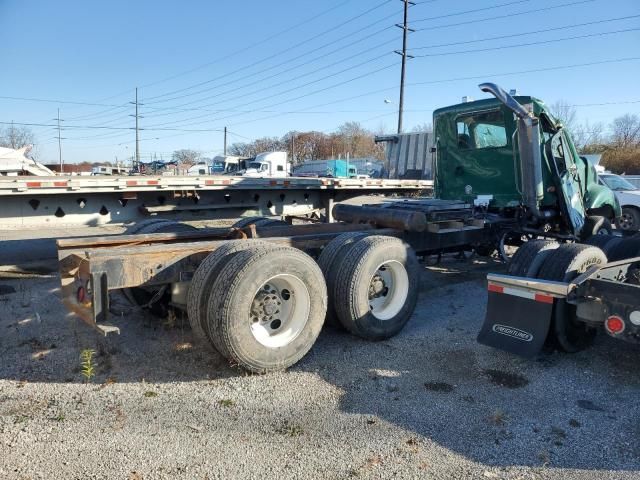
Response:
[[455, 110, 507, 150]]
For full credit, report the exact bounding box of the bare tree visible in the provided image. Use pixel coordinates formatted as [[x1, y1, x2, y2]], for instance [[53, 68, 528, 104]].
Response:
[[172, 149, 201, 166], [0, 124, 37, 158], [611, 114, 640, 149], [550, 101, 578, 130], [572, 120, 606, 153], [411, 122, 433, 133], [228, 142, 254, 157]]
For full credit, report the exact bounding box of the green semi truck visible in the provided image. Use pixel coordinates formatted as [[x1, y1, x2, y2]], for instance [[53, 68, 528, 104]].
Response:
[[57, 83, 629, 372], [433, 83, 619, 249]]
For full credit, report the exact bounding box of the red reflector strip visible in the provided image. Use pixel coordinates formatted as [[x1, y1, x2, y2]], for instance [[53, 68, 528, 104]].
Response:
[[126, 180, 137, 186], [488, 283, 555, 304], [270, 180, 277, 186], [534, 293, 554, 304], [205, 179, 231, 186], [26, 182, 41, 188], [146, 180, 159, 185], [53, 181, 67, 187]]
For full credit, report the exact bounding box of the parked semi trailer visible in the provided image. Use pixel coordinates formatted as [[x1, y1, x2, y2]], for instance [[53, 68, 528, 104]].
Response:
[[0, 175, 431, 228], [57, 83, 621, 372]]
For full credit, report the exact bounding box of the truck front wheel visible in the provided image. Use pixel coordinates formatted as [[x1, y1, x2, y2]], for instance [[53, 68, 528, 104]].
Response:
[[616, 207, 640, 232]]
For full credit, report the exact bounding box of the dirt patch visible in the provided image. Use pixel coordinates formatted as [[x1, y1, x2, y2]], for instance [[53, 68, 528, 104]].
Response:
[[576, 399, 606, 412], [424, 381, 455, 393], [0, 284, 16, 294], [483, 369, 529, 389]]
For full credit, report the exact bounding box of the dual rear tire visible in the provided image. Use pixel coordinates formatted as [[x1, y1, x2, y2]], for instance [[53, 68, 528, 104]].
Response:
[[188, 242, 327, 373], [317, 234, 420, 340], [187, 234, 421, 372]]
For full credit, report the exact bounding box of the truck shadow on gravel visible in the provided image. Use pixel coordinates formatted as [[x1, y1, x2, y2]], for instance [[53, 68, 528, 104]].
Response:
[[1, 256, 639, 473], [301, 266, 640, 472]]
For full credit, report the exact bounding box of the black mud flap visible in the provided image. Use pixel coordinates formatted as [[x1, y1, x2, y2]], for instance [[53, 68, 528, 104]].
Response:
[[477, 289, 554, 357]]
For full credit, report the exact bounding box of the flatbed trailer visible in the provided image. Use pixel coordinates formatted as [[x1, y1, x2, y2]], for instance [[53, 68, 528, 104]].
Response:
[[0, 174, 432, 228], [57, 198, 499, 372]]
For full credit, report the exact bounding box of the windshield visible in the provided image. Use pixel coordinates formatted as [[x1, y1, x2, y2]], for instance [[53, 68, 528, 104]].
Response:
[[248, 162, 263, 169], [212, 161, 225, 172], [600, 174, 636, 191]]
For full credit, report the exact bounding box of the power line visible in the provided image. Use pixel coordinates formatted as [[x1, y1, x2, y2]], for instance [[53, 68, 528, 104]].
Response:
[[10, 2, 397, 129], [142, 0, 535, 113], [139, 1, 610, 130], [144, 0, 395, 102], [145, 19, 397, 108], [413, 0, 533, 23], [139, 0, 359, 91], [410, 14, 640, 51], [145, 28, 640, 133], [143, 35, 399, 119], [411, 28, 640, 57], [17, 0, 360, 124], [0, 121, 225, 133], [414, 0, 596, 32], [144, 61, 398, 130], [145, 55, 397, 128], [0, 96, 124, 108], [196, 57, 640, 131]]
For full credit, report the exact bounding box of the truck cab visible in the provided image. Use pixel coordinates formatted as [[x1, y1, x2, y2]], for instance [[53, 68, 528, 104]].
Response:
[[243, 152, 290, 178], [433, 85, 619, 239], [211, 155, 247, 175]]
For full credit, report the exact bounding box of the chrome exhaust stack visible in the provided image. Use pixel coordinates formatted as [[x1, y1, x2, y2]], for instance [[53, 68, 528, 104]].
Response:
[[479, 83, 544, 219]]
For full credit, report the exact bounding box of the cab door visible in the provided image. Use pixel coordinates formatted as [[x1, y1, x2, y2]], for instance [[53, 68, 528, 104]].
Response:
[[548, 131, 586, 235]]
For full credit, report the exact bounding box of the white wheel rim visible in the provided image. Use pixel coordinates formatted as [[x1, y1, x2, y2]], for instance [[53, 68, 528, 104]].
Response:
[[249, 274, 310, 348], [368, 260, 409, 321]]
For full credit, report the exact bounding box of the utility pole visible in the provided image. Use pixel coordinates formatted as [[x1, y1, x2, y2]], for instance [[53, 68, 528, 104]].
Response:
[[223, 126, 227, 156], [129, 88, 142, 172], [291, 132, 296, 164], [54, 109, 65, 173], [395, 0, 414, 134]]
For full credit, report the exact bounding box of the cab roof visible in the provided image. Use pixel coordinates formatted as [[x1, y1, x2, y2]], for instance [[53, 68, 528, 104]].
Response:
[[433, 95, 545, 117]]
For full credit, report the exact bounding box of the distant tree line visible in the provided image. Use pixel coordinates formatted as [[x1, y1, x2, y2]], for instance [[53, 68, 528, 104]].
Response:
[[552, 102, 640, 174], [228, 122, 387, 164]]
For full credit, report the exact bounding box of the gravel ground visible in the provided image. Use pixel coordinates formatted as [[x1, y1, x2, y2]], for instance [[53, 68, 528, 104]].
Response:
[[0, 252, 639, 479]]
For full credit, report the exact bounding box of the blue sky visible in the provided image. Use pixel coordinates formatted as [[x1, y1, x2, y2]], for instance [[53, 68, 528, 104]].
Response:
[[0, 0, 638, 164]]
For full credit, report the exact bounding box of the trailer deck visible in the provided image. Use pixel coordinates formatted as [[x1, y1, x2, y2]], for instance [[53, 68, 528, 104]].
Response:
[[0, 175, 432, 228]]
